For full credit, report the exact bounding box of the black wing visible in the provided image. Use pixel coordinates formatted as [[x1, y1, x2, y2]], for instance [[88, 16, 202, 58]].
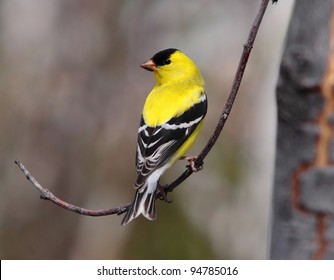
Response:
[[135, 93, 207, 189]]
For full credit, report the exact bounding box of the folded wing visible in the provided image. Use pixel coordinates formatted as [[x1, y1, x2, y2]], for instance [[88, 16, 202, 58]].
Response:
[[135, 93, 207, 189]]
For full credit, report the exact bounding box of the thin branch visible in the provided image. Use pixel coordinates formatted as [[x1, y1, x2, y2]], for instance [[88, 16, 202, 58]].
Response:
[[164, 0, 270, 193], [15, 0, 272, 217], [15, 160, 129, 216]]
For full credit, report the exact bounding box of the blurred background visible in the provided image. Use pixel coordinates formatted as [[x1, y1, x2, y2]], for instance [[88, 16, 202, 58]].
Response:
[[0, 0, 294, 259]]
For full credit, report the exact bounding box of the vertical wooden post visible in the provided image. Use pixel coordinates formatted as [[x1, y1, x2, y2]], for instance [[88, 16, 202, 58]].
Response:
[[271, 0, 334, 259]]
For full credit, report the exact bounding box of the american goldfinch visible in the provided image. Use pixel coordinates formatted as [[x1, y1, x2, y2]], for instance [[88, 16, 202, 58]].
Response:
[[121, 48, 207, 225]]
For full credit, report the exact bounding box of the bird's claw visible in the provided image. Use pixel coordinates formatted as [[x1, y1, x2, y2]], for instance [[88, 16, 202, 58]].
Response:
[[157, 183, 173, 203], [181, 156, 203, 172]]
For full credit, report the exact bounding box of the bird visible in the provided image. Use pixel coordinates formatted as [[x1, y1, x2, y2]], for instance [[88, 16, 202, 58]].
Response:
[[121, 48, 207, 225]]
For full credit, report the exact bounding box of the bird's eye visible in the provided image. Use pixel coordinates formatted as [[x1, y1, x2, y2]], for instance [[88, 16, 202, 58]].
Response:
[[165, 59, 171, 65]]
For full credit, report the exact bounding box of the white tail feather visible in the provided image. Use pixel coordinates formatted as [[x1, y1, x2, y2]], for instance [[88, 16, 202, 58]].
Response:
[[121, 186, 157, 225]]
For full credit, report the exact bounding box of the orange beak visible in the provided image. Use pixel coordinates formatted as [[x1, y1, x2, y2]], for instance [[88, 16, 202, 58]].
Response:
[[140, 59, 157, 72]]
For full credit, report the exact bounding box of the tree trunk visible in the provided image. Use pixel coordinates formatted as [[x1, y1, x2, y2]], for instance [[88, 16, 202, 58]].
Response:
[[271, 0, 334, 259]]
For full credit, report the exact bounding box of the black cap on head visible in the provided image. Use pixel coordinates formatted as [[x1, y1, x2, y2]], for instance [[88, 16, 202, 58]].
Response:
[[151, 48, 178, 67]]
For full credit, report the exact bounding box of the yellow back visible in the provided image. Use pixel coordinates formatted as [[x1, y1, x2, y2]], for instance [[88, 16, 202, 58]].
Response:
[[143, 51, 205, 126]]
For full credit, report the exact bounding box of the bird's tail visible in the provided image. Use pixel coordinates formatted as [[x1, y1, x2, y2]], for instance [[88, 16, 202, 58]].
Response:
[[121, 186, 157, 225]]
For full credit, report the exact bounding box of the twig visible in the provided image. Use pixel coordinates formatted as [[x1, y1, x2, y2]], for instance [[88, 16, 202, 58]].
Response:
[[15, 160, 129, 216], [164, 0, 271, 192], [15, 0, 272, 217]]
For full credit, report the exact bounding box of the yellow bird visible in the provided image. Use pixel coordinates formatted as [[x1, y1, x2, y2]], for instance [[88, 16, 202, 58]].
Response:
[[121, 48, 207, 225]]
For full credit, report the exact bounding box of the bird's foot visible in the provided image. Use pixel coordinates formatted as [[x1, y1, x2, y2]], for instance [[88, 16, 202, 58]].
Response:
[[180, 156, 203, 172], [157, 183, 173, 203]]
